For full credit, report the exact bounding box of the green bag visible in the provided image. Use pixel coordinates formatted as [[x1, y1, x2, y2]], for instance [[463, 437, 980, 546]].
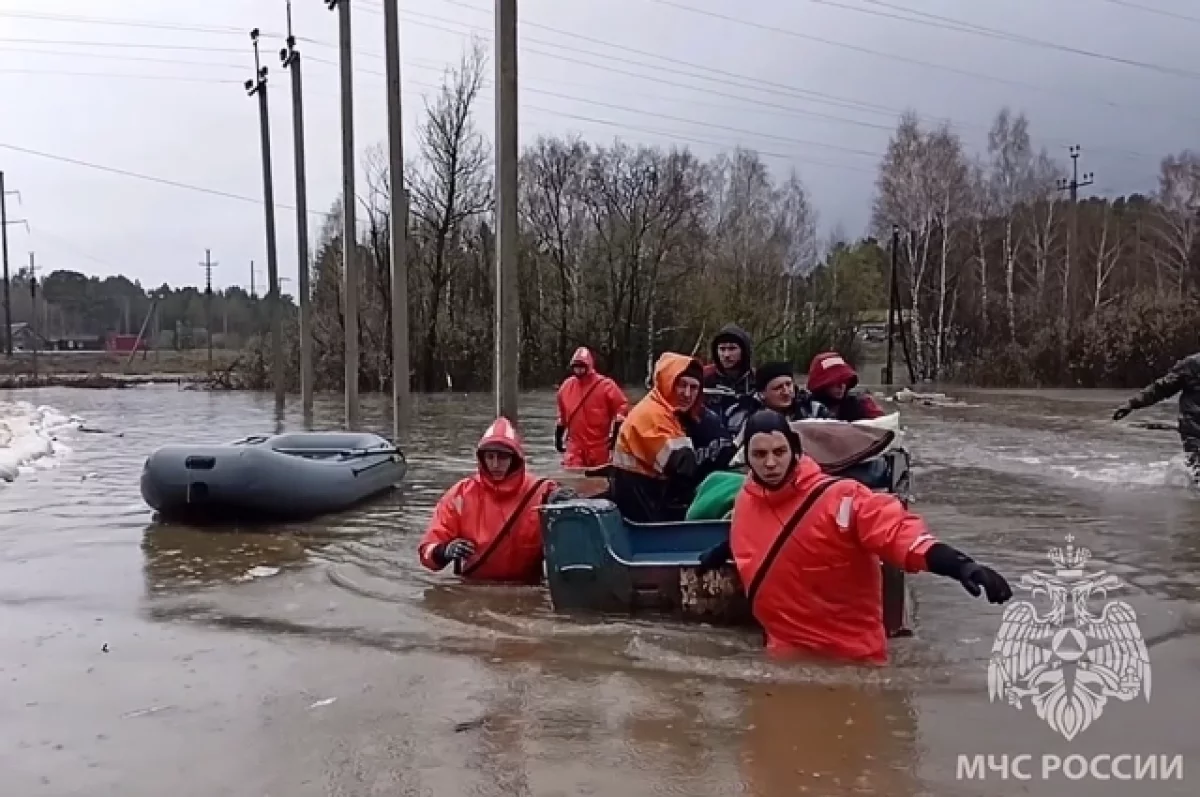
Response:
[[685, 470, 746, 521]]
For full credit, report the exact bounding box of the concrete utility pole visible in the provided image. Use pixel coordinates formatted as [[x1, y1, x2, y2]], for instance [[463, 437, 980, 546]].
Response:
[[327, 0, 360, 429], [1057, 145, 1094, 325], [28, 251, 37, 379], [200, 248, 218, 366], [494, 0, 520, 424], [281, 0, 314, 420], [246, 28, 285, 408], [382, 0, 411, 440], [0, 172, 20, 356]]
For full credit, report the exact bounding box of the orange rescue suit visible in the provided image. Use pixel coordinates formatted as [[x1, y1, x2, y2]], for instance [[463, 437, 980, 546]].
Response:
[[418, 418, 557, 584], [556, 347, 629, 468], [730, 455, 936, 663]]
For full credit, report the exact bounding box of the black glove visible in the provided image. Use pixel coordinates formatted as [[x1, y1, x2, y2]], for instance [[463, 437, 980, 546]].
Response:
[[554, 425, 566, 453], [696, 540, 731, 575], [925, 542, 1012, 604], [609, 420, 622, 449], [433, 538, 476, 568], [546, 485, 579, 504], [1112, 406, 1132, 421]]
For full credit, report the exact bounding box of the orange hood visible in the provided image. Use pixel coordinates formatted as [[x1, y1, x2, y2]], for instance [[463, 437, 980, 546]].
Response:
[[475, 416, 526, 493], [569, 346, 596, 375], [649, 352, 702, 418]]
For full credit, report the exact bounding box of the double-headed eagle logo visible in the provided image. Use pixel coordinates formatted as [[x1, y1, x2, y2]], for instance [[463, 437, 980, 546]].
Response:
[[987, 535, 1151, 741]]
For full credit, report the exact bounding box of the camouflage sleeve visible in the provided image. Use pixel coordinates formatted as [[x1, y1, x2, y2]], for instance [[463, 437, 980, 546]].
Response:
[[1127, 358, 1191, 409]]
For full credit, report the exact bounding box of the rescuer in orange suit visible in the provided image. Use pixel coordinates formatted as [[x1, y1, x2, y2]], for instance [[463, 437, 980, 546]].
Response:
[[698, 410, 1012, 663], [555, 347, 629, 468], [418, 417, 571, 584]]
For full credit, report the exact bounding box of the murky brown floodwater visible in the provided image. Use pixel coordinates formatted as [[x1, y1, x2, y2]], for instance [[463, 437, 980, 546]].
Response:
[[2, 384, 1198, 796]]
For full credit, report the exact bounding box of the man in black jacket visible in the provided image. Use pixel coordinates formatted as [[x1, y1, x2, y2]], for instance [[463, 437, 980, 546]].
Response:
[[1113, 352, 1200, 480]]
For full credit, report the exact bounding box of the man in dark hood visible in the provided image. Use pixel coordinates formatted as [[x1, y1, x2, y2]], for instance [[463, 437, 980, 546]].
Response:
[[1113, 352, 1200, 482], [703, 324, 755, 396], [702, 324, 756, 435]]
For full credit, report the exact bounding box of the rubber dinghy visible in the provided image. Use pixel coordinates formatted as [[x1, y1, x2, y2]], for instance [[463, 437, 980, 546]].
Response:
[[140, 432, 407, 522]]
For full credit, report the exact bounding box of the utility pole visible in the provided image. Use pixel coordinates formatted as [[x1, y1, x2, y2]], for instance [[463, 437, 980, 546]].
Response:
[[281, 0, 314, 420], [1056, 145, 1094, 329], [28, 252, 37, 380], [327, 0, 360, 428], [200, 249, 218, 366], [495, 0, 520, 424], [885, 225, 898, 387], [246, 29, 285, 408], [382, 0, 411, 440], [249, 260, 258, 298], [0, 172, 22, 356], [1057, 145, 1094, 203]]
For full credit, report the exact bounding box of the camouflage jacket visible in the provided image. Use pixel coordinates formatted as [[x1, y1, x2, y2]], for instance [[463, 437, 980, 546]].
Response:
[[1126, 352, 1200, 440]]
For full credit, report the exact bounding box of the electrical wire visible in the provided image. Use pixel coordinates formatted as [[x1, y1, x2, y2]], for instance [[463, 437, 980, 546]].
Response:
[[1096, 0, 1200, 25], [811, 0, 1200, 80]]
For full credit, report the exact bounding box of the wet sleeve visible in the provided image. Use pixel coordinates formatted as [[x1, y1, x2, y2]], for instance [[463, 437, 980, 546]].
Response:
[[1128, 360, 1187, 409], [606, 380, 630, 420], [845, 487, 937, 572], [418, 482, 465, 571], [556, 385, 569, 426], [857, 393, 886, 419]]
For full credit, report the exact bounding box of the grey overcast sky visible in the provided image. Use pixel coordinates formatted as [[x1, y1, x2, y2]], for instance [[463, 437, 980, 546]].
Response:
[[0, 0, 1195, 291]]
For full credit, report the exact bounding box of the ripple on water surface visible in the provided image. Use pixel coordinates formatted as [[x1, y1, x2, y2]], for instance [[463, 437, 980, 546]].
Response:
[[3, 386, 1200, 796]]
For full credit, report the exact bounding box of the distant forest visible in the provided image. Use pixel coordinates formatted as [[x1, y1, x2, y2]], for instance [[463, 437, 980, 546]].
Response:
[[2, 268, 291, 351]]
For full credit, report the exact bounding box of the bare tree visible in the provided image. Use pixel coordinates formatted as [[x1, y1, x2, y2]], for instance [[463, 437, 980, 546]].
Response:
[[407, 41, 492, 389], [1153, 150, 1200, 298]]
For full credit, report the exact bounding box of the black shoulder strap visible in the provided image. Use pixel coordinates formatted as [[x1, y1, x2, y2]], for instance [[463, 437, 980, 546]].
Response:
[[460, 478, 551, 578], [746, 478, 844, 609]]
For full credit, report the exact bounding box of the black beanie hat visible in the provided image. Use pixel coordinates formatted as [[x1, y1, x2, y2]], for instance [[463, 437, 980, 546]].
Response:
[[742, 409, 803, 455], [680, 358, 704, 384], [755, 361, 794, 393]]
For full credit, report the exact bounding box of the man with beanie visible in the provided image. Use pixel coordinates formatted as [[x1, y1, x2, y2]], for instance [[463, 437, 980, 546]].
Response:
[[612, 352, 736, 522], [753, 361, 833, 422], [697, 410, 1012, 663]]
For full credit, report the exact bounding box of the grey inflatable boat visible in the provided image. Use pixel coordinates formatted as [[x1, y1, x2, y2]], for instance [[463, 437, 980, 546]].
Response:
[[140, 431, 407, 521]]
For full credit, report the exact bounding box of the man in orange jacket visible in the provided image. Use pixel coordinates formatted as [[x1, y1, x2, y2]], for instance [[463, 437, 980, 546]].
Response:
[[555, 347, 629, 468], [418, 417, 568, 584], [611, 352, 735, 522], [699, 410, 1011, 663]]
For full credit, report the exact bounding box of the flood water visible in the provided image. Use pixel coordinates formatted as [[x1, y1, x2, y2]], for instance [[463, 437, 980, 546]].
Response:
[[2, 384, 1198, 796]]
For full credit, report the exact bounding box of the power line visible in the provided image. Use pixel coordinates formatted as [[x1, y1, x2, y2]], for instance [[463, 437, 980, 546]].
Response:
[[0, 44, 247, 70], [404, 3, 1173, 160], [1097, 0, 1200, 25], [0, 142, 316, 211], [810, 0, 1200, 80], [636, 0, 1200, 118], [0, 36, 247, 53], [0, 67, 240, 84]]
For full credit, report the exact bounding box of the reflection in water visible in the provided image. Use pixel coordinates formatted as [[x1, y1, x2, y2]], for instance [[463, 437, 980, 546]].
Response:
[[140, 525, 350, 594], [738, 681, 919, 797], [3, 385, 1199, 796]]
